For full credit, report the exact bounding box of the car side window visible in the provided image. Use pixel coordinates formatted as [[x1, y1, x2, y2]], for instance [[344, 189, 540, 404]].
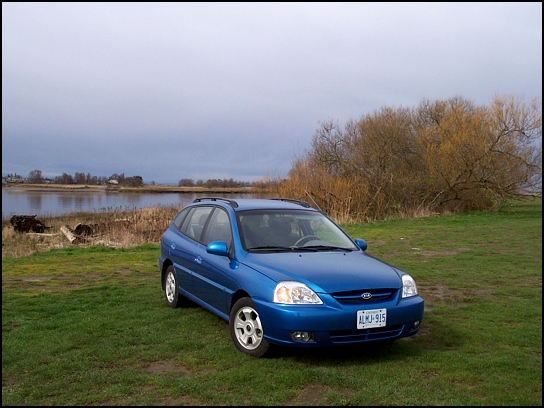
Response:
[[179, 208, 195, 233], [172, 207, 190, 230], [180, 206, 213, 242], [202, 208, 233, 247]]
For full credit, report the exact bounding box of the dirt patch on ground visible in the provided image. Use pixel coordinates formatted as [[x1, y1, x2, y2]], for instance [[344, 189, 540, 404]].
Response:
[[160, 395, 202, 406], [418, 284, 494, 309], [411, 248, 472, 256], [286, 384, 356, 405], [290, 384, 328, 405], [371, 244, 472, 259], [140, 360, 193, 376], [139, 360, 216, 377], [2, 273, 103, 292]]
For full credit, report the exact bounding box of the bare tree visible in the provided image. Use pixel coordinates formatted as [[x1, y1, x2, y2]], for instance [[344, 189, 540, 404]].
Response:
[[415, 95, 542, 208], [27, 169, 43, 184], [74, 172, 86, 184]]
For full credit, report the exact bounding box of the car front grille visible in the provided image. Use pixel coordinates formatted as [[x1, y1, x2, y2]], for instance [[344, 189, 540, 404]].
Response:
[[331, 288, 397, 304], [329, 324, 404, 343]]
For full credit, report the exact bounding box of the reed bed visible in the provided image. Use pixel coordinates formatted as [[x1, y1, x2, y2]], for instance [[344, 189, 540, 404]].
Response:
[[2, 205, 182, 258]]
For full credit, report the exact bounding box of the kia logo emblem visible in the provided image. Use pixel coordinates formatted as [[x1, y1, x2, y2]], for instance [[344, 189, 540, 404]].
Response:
[[361, 292, 372, 300]]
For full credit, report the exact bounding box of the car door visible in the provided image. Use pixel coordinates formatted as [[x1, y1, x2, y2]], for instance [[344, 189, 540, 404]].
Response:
[[169, 206, 214, 297], [190, 207, 237, 317]]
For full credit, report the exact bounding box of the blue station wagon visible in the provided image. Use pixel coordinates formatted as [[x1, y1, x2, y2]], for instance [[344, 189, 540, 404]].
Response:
[[159, 197, 424, 357]]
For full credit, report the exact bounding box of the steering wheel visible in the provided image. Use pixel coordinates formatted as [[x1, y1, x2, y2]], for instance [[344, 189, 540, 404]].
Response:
[[293, 235, 320, 247]]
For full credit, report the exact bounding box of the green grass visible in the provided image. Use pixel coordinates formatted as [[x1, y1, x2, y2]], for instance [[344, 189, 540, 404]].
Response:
[[2, 199, 542, 405]]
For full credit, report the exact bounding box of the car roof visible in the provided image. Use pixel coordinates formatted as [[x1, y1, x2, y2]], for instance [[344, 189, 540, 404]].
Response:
[[191, 197, 316, 212]]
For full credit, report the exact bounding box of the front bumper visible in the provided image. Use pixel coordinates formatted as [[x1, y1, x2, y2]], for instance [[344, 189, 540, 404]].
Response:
[[253, 295, 424, 347]]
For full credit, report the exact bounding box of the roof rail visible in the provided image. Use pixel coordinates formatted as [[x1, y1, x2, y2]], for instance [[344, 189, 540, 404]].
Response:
[[193, 197, 239, 208], [269, 198, 311, 208]]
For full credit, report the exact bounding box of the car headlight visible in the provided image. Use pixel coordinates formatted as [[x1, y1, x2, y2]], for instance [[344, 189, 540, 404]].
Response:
[[402, 274, 418, 298], [273, 281, 323, 304]]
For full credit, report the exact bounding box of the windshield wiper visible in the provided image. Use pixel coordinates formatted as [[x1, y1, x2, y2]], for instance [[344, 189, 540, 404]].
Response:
[[247, 246, 295, 252], [289, 246, 320, 252], [300, 245, 355, 252]]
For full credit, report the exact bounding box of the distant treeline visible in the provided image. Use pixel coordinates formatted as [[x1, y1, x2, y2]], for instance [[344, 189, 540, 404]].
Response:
[[177, 178, 253, 188], [4, 171, 145, 187], [3, 171, 263, 189]]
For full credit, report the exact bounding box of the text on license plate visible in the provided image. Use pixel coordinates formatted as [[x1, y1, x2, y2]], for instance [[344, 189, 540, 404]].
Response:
[[357, 308, 387, 329]]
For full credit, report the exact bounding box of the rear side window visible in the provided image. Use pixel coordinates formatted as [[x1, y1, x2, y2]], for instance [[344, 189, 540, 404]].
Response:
[[180, 206, 213, 242], [173, 207, 190, 230]]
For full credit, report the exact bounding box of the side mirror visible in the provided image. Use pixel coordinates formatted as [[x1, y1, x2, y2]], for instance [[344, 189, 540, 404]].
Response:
[[355, 238, 368, 252], [206, 241, 230, 256]]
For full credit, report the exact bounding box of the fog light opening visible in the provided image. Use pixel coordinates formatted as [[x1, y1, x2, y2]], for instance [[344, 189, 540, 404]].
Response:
[[290, 331, 315, 343], [412, 320, 421, 330]]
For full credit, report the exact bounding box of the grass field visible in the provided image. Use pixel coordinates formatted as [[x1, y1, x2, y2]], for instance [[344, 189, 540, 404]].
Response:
[[2, 198, 542, 405]]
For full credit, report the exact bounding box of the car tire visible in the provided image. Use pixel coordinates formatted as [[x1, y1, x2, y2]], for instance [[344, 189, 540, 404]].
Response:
[[164, 265, 182, 308], [229, 297, 270, 357]]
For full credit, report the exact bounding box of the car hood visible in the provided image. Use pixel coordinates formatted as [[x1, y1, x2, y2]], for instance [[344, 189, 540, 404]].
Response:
[[240, 250, 401, 293]]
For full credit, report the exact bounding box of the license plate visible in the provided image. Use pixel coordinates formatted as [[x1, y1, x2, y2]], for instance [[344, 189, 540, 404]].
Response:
[[357, 308, 387, 329]]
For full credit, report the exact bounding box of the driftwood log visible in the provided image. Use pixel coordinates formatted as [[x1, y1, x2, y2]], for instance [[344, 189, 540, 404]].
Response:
[[60, 225, 95, 244], [10, 215, 50, 233], [60, 225, 78, 243]]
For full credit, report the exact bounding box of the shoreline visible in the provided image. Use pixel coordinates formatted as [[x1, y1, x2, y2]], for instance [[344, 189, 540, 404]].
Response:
[[2, 183, 266, 194]]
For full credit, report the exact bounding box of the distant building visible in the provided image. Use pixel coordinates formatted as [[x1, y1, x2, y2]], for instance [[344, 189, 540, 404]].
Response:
[[2, 176, 25, 184]]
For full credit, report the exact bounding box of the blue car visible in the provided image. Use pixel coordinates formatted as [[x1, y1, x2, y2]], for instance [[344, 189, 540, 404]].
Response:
[[159, 197, 424, 357]]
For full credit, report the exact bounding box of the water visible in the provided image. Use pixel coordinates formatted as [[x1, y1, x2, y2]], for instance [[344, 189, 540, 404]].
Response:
[[2, 189, 255, 219]]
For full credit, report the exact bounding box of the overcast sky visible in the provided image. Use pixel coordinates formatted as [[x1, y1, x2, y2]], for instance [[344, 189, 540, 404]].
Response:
[[2, 2, 542, 184]]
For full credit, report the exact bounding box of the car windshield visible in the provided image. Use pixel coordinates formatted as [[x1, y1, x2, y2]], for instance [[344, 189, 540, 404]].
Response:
[[238, 209, 358, 252]]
